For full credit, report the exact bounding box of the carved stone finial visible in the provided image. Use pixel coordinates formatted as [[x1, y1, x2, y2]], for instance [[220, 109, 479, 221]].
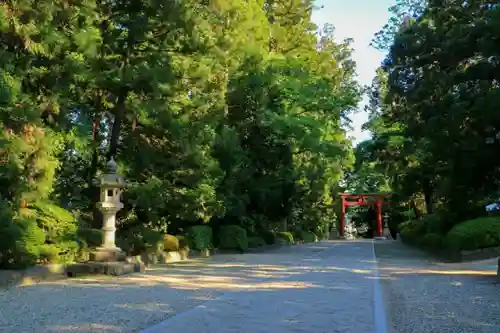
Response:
[[106, 157, 117, 173]]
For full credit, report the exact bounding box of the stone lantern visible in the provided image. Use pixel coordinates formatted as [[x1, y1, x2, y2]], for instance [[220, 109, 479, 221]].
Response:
[[91, 158, 127, 262], [383, 212, 391, 239]]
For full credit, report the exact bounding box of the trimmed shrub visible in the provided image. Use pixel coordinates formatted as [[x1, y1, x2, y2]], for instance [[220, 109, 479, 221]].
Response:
[[420, 233, 443, 251], [248, 236, 266, 248], [116, 226, 164, 255], [445, 217, 500, 252], [186, 225, 213, 250], [218, 225, 248, 252], [399, 220, 426, 245], [276, 231, 294, 244], [421, 214, 448, 234], [163, 234, 180, 252]]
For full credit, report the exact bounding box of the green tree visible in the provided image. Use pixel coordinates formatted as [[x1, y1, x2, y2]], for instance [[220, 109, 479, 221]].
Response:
[[362, 0, 500, 233], [0, 0, 362, 266]]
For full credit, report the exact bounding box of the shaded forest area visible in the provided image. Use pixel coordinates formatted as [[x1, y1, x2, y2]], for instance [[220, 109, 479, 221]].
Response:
[[0, 0, 362, 268], [350, 0, 500, 257]]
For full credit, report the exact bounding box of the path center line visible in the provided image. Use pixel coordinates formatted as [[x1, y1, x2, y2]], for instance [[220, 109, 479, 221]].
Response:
[[372, 240, 389, 333]]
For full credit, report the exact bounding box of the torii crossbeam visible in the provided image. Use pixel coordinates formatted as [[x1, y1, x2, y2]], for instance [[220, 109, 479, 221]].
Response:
[[339, 193, 392, 238]]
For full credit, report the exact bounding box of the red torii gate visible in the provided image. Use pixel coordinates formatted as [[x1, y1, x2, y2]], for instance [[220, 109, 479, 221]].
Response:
[[339, 193, 392, 238]]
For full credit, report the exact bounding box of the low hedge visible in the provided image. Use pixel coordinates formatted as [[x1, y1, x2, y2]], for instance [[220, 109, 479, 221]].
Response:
[[400, 214, 448, 245], [116, 226, 164, 256], [399, 219, 426, 245], [445, 217, 500, 252], [218, 225, 248, 252], [185, 225, 213, 250], [400, 215, 500, 259], [421, 214, 448, 234], [420, 232, 443, 251]]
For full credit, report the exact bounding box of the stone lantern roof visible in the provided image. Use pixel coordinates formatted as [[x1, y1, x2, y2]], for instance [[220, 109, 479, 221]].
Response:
[[93, 158, 127, 188]]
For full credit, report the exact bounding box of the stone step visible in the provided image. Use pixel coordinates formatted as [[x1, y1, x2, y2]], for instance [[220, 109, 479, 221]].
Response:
[[65, 261, 145, 277]]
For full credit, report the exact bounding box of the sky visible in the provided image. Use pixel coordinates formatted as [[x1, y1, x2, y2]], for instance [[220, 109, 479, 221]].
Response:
[[311, 0, 396, 145]]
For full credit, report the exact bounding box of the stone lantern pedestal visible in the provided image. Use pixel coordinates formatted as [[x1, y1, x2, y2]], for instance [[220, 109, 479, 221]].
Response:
[[89, 202, 126, 262], [382, 226, 391, 239], [66, 158, 144, 277], [375, 217, 390, 240]]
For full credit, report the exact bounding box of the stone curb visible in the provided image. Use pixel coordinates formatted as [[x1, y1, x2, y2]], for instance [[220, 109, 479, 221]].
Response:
[[247, 243, 289, 253], [436, 247, 500, 263], [214, 243, 290, 255], [0, 264, 67, 289], [400, 239, 500, 264], [458, 246, 500, 262], [0, 241, 317, 289], [209, 240, 326, 255]]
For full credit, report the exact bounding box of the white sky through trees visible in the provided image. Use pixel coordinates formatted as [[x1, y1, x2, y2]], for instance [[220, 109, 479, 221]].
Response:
[[312, 0, 396, 145]]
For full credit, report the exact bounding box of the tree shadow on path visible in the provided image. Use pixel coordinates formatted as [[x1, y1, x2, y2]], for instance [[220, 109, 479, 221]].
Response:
[[0, 242, 374, 333]]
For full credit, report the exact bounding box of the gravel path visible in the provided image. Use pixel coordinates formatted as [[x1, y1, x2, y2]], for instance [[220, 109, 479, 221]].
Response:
[[4, 240, 497, 333], [140, 240, 378, 333], [374, 241, 500, 333], [0, 241, 380, 333]]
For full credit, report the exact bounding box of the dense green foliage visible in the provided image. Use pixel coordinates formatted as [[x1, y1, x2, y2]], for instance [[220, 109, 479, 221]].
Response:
[[0, 1, 361, 267], [218, 225, 248, 252], [185, 225, 213, 251], [400, 216, 500, 255], [445, 217, 500, 253], [351, 0, 500, 254], [295, 230, 317, 243], [77, 228, 103, 248], [116, 225, 164, 256], [276, 231, 295, 244]]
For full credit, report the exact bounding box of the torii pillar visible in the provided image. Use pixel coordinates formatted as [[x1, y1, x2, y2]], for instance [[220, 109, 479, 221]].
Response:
[[375, 197, 383, 239]]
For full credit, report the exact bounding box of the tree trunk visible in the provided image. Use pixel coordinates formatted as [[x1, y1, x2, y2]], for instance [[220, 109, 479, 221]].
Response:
[[410, 199, 421, 219], [88, 114, 102, 228], [107, 91, 127, 161], [422, 180, 434, 214]]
